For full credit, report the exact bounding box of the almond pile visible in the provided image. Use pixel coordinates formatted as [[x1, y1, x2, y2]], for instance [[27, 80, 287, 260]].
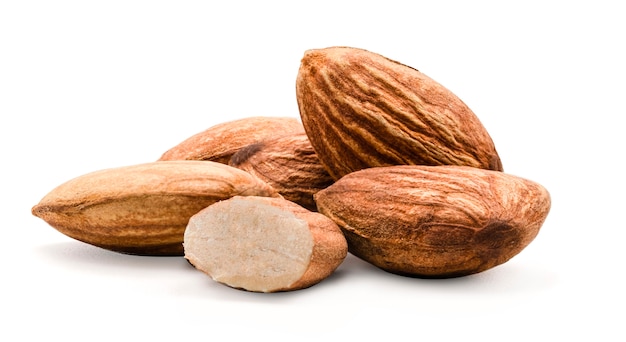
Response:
[[32, 46, 551, 292]]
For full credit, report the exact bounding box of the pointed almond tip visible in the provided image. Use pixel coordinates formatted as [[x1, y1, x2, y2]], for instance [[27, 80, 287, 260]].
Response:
[[300, 48, 325, 67], [31, 203, 45, 219], [301, 46, 351, 64], [32, 195, 57, 218]]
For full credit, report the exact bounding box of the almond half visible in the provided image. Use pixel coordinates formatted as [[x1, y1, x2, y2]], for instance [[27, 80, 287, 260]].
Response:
[[184, 196, 347, 292]]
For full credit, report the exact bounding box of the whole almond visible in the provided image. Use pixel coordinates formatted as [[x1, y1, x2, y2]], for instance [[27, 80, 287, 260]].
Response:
[[158, 116, 304, 163], [314, 165, 550, 278], [184, 196, 348, 292], [31, 161, 280, 256], [296, 46, 503, 180], [229, 132, 334, 211]]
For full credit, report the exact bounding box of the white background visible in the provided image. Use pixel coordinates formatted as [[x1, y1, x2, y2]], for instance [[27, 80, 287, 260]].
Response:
[[2, 1, 624, 341]]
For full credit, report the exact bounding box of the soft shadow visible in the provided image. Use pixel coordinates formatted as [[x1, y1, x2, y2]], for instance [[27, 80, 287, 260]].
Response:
[[172, 253, 380, 304], [33, 241, 339, 304], [34, 241, 190, 272], [324, 252, 560, 295], [185, 253, 560, 302], [376, 260, 560, 295], [35, 242, 558, 300]]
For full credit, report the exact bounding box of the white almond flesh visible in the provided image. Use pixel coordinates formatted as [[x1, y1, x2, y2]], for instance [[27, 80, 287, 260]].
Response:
[[184, 196, 347, 292]]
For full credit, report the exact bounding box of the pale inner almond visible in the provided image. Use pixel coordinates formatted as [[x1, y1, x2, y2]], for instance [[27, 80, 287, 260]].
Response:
[[184, 197, 314, 293]]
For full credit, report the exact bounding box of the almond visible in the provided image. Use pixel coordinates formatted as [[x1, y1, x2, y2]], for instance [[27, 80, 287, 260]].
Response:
[[158, 116, 304, 163], [184, 196, 348, 292], [296, 46, 503, 180], [229, 132, 334, 211], [31, 161, 280, 256], [314, 165, 550, 278]]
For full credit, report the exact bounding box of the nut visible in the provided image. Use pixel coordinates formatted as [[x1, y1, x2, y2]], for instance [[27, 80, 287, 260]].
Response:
[[184, 196, 348, 292], [158, 116, 304, 163], [229, 132, 334, 211], [314, 165, 551, 278], [296, 46, 503, 180], [31, 161, 280, 256]]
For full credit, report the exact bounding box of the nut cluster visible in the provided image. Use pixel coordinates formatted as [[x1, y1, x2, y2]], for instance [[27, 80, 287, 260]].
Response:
[[31, 46, 551, 292]]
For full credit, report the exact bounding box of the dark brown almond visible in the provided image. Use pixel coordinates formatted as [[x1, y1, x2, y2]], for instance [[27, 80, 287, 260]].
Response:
[[314, 165, 550, 278], [296, 46, 503, 180]]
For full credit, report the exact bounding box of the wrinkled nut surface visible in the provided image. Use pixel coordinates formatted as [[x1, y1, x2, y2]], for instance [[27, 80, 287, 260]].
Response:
[[184, 196, 348, 292], [229, 132, 334, 211], [31, 161, 280, 256], [296, 46, 503, 180], [315, 165, 550, 278], [159, 116, 304, 163]]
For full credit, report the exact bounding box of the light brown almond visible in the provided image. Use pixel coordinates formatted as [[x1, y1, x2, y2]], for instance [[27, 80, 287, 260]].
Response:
[[229, 132, 334, 211], [314, 165, 550, 278], [184, 196, 347, 292], [296, 46, 503, 180], [158, 116, 305, 163], [31, 161, 280, 256]]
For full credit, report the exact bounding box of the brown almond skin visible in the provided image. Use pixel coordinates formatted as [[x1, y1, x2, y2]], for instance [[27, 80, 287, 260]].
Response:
[[158, 116, 304, 163], [31, 161, 280, 256], [314, 165, 550, 278], [229, 132, 334, 211], [184, 196, 348, 292], [296, 46, 503, 180]]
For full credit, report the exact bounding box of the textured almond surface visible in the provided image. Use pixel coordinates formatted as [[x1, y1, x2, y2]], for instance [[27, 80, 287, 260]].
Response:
[[296, 46, 503, 180], [158, 116, 304, 163], [184, 196, 347, 292], [315, 165, 550, 278], [229, 132, 334, 211], [31, 161, 280, 255]]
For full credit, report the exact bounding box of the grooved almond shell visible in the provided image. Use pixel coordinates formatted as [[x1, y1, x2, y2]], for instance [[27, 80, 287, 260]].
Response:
[[314, 165, 551, 278], [296, 46, 503, 180]]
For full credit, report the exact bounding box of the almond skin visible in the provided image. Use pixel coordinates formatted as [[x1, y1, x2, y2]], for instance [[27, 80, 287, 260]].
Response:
[[314, 165, 550, 278], [158, 116, 305, 163], [184, 196, 348, 292], [229, 132, 334, 211], [31, 161, 280, 256], [296, 46, 503, 180]]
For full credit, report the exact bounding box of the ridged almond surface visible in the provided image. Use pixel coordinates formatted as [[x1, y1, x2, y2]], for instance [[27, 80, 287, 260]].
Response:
[[158, 116, 304, 163], [31, 161, 280, 256], [229, 132, 334, 211], [184, 196, 347, 292], [296, 46, 503, 180], [314, 165, 550, 278]]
